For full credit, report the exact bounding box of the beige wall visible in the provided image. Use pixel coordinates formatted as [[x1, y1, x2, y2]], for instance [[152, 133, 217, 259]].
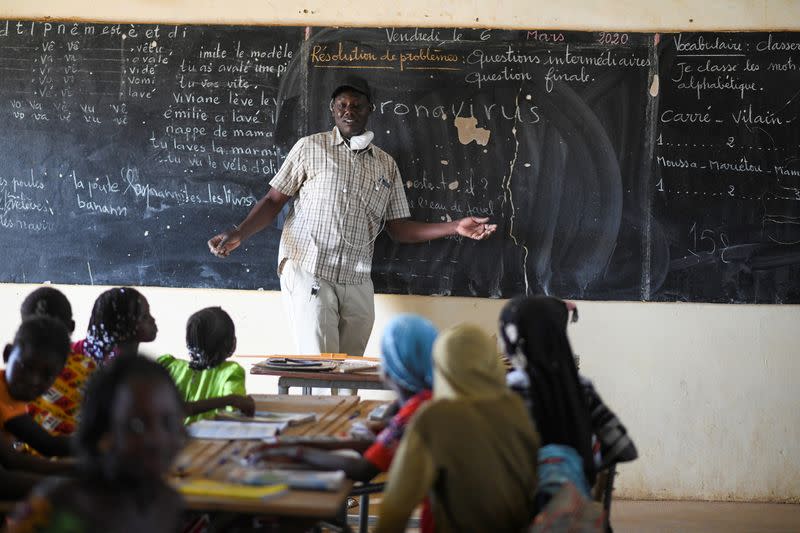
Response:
[[1, 0, 799, 502], [2, 0, 800, 30]]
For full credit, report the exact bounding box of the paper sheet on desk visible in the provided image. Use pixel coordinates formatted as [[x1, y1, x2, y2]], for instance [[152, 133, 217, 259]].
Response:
[[238, 469, 347, 491], [187, 420, 286, 439], [216, 411, 317, 426]]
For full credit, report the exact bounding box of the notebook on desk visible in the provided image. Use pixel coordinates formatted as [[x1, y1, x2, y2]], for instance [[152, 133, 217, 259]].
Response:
[[252, 358, 340, 372], [187, 420, 285, 439], [177, 478, 289, 499], [216, 411, 317, 426], [224, 466, 347, 492]]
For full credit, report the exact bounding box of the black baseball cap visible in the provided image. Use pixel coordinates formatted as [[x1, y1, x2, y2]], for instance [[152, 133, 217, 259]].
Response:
[[331, 76, 371, 102]]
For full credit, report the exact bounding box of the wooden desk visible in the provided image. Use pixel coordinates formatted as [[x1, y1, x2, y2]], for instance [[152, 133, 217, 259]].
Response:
[[250, 367, 389, 395], [181, 439, 353, 519], [173, 395, 386, 523]]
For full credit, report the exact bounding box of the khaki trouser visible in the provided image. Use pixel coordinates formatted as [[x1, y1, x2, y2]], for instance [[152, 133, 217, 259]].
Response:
[[279, 259, 375, 357]]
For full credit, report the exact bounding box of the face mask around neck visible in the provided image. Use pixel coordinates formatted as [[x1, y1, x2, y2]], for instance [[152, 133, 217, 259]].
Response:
[[348, 131, 374, 150]]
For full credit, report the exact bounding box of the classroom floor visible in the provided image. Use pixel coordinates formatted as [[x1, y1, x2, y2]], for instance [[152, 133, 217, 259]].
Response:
[[611, 500, 800, 533], [346, 499, 800, 532]]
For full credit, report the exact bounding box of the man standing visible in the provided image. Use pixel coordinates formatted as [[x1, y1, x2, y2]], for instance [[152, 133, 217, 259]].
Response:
[[208, 76, 496, 356]]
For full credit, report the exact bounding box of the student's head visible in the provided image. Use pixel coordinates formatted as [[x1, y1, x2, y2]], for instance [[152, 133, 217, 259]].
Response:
[[431, 323, 506, 400], [77, 355, 185, 482], [330, 76, 372, 138], [498, 296, 594, 479], [85, 287, 157, 363], [3, 316, 71, 402], [20, 286, 75, 334], [379, 314, 437, 399], [498, 296, 576, 371], [186, 307, 236, 371]]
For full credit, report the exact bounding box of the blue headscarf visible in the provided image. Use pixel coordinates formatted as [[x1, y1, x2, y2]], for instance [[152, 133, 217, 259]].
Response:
[[380, 314, 437, 394]]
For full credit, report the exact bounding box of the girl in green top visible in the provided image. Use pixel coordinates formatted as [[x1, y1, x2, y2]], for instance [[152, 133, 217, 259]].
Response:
[[158, 307, 254, 424]]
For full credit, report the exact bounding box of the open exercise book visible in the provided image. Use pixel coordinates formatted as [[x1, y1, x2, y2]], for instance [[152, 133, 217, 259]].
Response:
[[243, 469, 346, 491], [226, 465, 348, 492], [216, 410, 317, 426], [187, 420, 285, 440]]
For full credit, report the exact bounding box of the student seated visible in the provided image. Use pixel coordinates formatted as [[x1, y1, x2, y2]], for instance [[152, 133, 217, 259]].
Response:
[[75, 287, 158, 365], [26, 286, 156, 439], [6, 356, 186, 533], [158, 307, 255, 424], [375, 324, 540, 533], [2, 317, 73, 458], [253, 314, 438, 484], [78, 290, 248, 423], [499, 296, 636, 509], [22, 287, 95, 436], [0, 312, 74, 500]]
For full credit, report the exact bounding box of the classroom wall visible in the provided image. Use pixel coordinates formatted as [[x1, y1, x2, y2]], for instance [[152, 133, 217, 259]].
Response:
[[1, 0, 798, 503]]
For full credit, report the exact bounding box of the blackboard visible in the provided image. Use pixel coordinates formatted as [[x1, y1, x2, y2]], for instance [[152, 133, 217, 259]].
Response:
[[0, 21, 798, 303]]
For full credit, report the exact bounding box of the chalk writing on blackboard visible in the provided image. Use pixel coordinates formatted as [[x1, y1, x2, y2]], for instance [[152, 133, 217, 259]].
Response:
[[0, 22, 797, 302]]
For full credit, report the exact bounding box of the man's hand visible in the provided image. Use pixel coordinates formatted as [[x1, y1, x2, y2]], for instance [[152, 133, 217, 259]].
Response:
[[456, 217, 497, 240], [208, 230, 242, 257], [206, 188, 291, 257]]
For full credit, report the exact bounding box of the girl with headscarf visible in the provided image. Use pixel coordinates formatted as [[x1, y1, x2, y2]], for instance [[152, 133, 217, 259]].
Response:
[[499, 296, 637, 506], [254, 314, 438, 484], [376, 324, 540, 533]]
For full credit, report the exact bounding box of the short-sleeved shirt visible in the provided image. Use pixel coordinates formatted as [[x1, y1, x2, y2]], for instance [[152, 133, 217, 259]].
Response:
[[0, 371, 28, 429], [157, 355, 247, 424], [269, 127, 411, 285], [363, 390, 431, 471], [28, 351, 97, 436]]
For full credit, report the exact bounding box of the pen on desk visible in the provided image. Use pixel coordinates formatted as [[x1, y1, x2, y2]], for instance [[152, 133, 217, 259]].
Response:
[[347, 410, 361, 421]]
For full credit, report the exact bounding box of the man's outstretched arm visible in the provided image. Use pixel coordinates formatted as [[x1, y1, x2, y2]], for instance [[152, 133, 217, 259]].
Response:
[[386, 217, 497, 244]]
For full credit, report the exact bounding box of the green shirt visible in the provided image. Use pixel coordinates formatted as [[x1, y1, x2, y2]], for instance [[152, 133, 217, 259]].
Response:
[[157, 355, 246, 424]]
